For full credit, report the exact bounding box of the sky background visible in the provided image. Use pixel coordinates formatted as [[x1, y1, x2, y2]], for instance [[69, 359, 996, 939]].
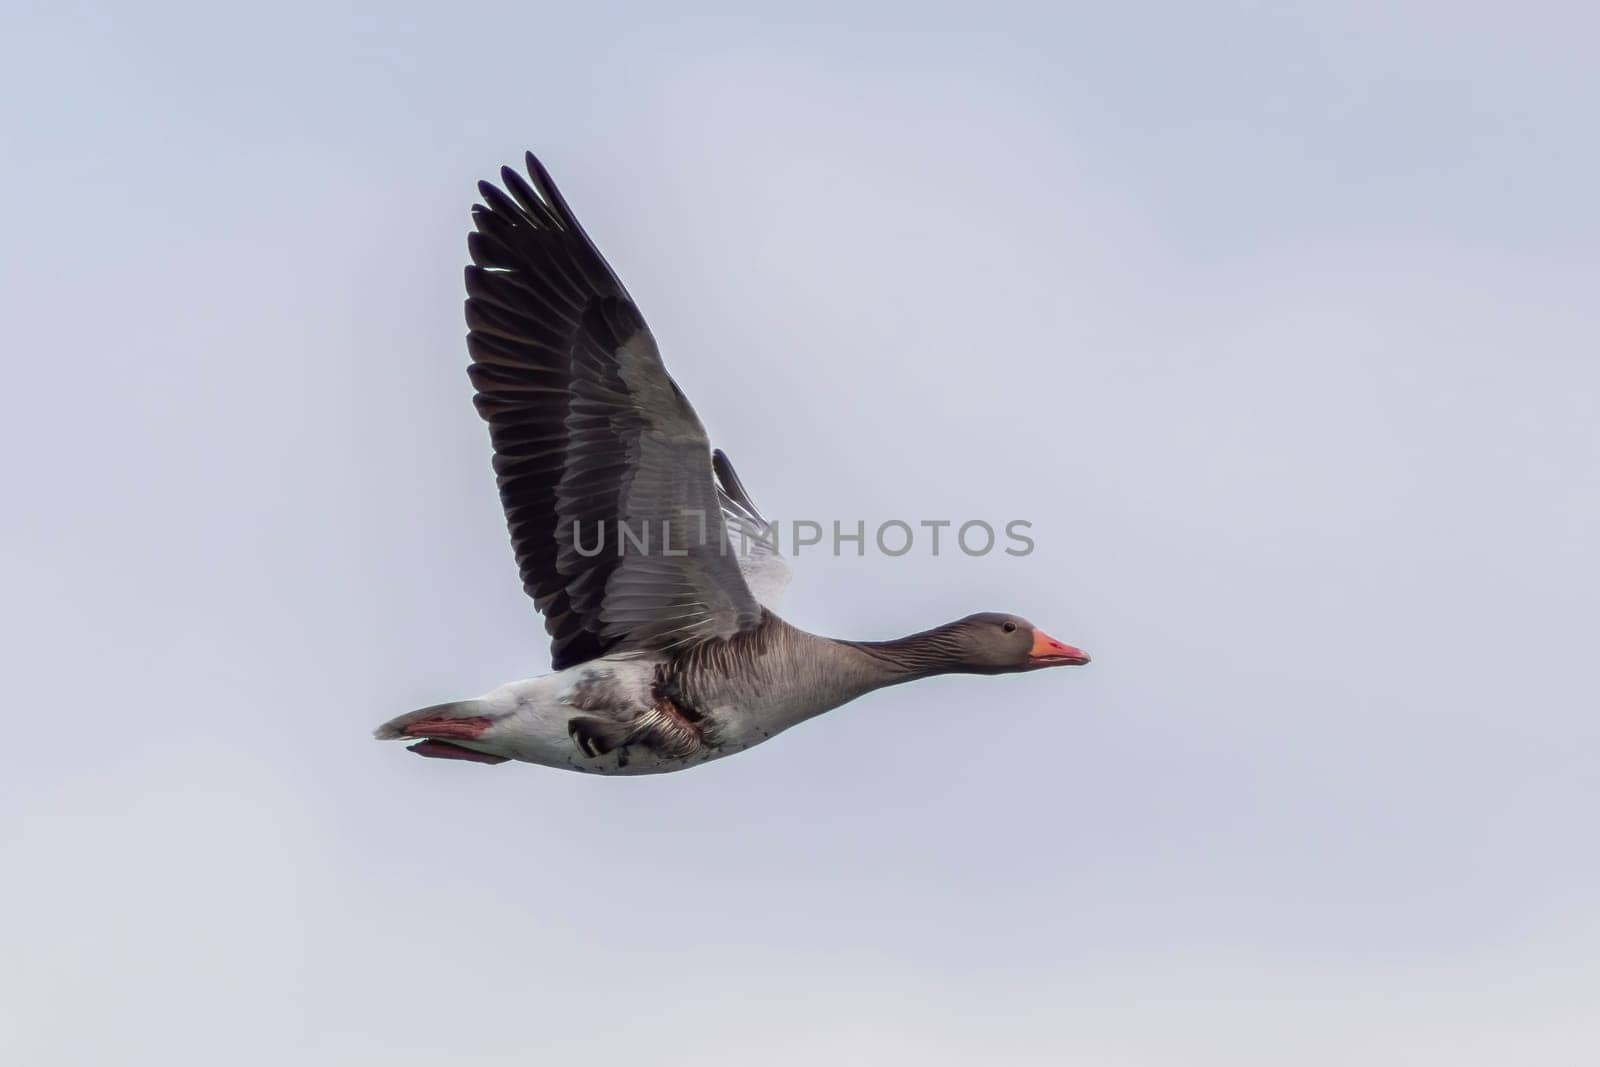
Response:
[[3, 2, 1598, 1063]]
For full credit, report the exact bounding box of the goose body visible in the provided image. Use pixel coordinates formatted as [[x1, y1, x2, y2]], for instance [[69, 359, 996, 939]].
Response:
[[375, 152, 1089, 776], [379, 616, 898, 775]]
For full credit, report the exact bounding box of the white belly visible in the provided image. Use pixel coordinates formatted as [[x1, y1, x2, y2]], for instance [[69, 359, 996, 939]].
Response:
[[463, 657, 736, 776], [430, 640, 860, 776]]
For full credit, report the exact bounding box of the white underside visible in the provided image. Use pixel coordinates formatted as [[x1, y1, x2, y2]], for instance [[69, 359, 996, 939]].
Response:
[[434, 656, 795, 776]]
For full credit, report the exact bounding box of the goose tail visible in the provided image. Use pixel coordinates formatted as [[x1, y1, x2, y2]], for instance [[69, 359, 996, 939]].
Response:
[[373, 698, 493, 741], [373, 699, 511, 765]]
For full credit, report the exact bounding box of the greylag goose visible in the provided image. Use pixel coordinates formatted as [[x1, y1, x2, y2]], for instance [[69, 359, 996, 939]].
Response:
[[375, 152, 1090, 775]]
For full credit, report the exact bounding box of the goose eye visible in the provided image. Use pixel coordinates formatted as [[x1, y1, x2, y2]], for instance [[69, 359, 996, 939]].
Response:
[[1002, 621, 1017, 634]]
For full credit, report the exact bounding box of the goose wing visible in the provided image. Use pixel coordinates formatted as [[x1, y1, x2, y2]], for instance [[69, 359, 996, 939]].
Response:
[[713, 449, 792, 612], [465, 153, 762, 669]]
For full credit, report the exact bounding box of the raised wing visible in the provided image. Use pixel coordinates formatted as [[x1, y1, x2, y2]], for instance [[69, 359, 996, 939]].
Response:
[[465, 153, 762, 669]]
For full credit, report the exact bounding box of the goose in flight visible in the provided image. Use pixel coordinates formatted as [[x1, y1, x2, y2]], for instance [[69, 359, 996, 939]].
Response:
[[375, 152, 1089, 775]]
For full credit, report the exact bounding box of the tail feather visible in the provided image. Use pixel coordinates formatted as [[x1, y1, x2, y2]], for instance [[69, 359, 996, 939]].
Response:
[[373, 699, 492, 741], [407, 739, 509, 765]]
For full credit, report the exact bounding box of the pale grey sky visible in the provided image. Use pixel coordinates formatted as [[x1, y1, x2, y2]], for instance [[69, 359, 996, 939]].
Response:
[[3, 2, 1598, 1063]]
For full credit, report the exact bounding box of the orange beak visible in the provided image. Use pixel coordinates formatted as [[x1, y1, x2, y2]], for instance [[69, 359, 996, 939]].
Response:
[[1028, 628, 1090, 666]]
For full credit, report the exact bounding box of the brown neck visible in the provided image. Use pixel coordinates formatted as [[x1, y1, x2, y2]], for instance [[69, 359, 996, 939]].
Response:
[[840, 623, 973, 683]]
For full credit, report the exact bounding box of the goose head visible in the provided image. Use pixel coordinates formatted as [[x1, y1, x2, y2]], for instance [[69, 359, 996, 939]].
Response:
[[925, 612, 1091, 675]]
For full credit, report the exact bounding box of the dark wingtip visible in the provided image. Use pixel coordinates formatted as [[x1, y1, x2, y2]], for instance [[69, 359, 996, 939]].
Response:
[[522, 151, 564, 208]]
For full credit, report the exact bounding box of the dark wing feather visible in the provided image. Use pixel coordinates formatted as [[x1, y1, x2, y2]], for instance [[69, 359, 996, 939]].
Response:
[[466, 152, 761, 669]]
